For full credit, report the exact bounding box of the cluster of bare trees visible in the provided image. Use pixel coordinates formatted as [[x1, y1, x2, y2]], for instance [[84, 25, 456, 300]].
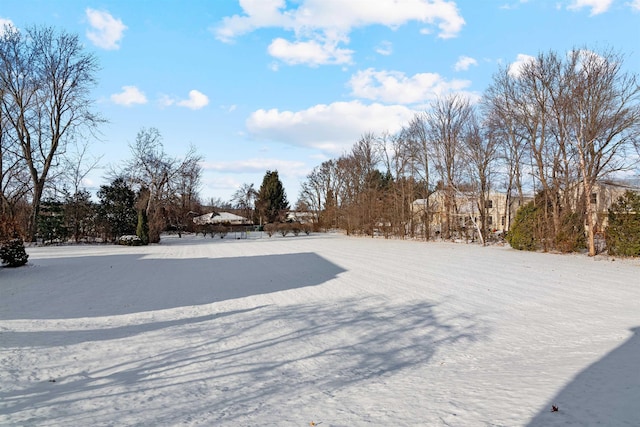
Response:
[[0, 25, 103, 241], [299, 47, 640, 255], [115, 127, 203, 242], [0, 24, 204, 244]]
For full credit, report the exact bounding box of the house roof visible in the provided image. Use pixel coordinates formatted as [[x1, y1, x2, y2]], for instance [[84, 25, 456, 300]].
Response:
[[193, 211, 249, 224]]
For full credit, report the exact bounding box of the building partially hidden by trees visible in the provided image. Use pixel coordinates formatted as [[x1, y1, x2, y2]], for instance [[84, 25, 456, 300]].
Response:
[[411, 190, 533, 242], [297, 46, 640, 255], [1, 23, 639, 260]]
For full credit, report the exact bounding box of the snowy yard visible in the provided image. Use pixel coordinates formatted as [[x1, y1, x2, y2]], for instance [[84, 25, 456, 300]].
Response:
[[1, 233, 639, 426]]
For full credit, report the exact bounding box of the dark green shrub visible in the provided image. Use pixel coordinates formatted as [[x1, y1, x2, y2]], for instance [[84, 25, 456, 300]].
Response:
[[136, 209, 149, 245], [1, 238, 29, 267], [507, 201, 540, 251], [606, 191, 640, 257], [0, 215, 28, 267], [555, 211, 586, 253], [37, 199, 69, 244]]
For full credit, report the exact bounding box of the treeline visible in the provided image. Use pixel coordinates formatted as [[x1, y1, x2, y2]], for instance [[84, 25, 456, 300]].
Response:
[[298, 47, 640, 256], [2, 125, 203, 246], [0, 25, 204, 251], [2, 22, 640, 261]]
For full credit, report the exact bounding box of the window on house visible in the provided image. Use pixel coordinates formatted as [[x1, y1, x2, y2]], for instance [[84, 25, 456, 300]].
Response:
[[501, 216, 506, 226], [590, 193, 597, 204], [487, 216, 493, 225], [486, 200, 493, 209]]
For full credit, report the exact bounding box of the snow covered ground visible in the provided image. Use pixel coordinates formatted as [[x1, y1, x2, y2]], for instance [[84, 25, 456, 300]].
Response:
[[1, 233, 639, 426]]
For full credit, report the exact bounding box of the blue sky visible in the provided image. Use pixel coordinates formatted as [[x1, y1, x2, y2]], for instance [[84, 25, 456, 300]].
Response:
[[2, 0, 639, 204]]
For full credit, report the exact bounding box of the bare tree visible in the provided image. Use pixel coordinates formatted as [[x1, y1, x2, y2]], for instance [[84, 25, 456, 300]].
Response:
[[122, 127, 202, 242], [501, 51, 575, 249], [378, 131, 415, 238], [463, 108, 499, 243], [1, 106, 31, 216], [232, 183, 257, 222], [483, 66, 530, 231], [404, 113, 434, 239], [349, 133, 382, 236], [425, 94, 474, 239], [62, 140, 102, 195], [0, 25, 102, 240], [562, 48, 640, 255]]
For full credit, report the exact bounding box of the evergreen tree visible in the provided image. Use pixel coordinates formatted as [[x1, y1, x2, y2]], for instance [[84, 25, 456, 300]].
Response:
[[506, 201, 540, 251], [255, 170, 289, 224], [97, 178, 137, 242], [37, 199, 69, 244], [63, 190, 95, 243], [606, 191, 640, 256], [136, 208, 149, 245], [0, 214, 28, 267]]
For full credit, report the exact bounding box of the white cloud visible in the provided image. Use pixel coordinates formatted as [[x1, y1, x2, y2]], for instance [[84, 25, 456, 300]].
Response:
[[566, 0, 613, 15], [215, 0, 465, 66], [215, 0, 291, 43], [630, 0, 640, 11], [348, 68, 472, 104], [158, 94, 176, 108], [246, 100, 415, 154], [86, 8, 127, 50], [216, 0, 465, 40], [177, 90, 210, 110], [376, 41, 393, 56], [110, 86, 147, 106], [454, 55, 478, 71], [268, 37, 353, 66], [508, 53, 536, 77]]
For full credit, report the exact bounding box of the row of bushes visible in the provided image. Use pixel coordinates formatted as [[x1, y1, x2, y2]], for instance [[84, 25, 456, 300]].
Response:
[[194, 224, 234, 238], [264, 222, 312, 237], [507, 190, 640, 256]]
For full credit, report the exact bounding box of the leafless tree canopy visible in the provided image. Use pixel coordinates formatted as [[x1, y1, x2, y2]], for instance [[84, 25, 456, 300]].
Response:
[[0, 25, 102, 240], [119, 127, 203, 242], [298, 47, 640, 252]]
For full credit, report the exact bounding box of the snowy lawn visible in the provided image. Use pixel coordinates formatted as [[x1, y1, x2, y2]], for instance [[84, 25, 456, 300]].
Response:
[[1, 233, 639, 426]]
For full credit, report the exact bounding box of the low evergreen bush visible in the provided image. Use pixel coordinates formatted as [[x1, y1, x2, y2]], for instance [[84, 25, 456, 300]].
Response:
[[0, 215, 28, 267], [555, 211, 586, 253], [606, 191, 640, 257], [1, 238, 29, 267], [506, 201, 539, 251]]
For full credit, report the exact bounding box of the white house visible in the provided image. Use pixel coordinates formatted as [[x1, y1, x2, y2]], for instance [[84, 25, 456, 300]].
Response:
[[411, 190, 532, 236], [193, 212, 251, 226]]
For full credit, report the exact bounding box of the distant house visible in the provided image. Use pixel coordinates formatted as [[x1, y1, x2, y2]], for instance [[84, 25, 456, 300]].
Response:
[[567, 179, 640, 232], [193, 211, 251, 226], [286, 211, 317, 224], [411, 190, 532, 237], [411, 180, 640, 240]]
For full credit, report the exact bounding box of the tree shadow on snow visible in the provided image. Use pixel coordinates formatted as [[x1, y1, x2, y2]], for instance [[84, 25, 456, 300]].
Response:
[[527, 327, 640, 426], [0, 252, 346, 320], [0, 297, 486, 425]]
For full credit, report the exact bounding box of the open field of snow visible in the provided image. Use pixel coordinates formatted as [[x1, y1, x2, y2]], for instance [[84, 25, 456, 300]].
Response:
[[1, 233, 639, 426]]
